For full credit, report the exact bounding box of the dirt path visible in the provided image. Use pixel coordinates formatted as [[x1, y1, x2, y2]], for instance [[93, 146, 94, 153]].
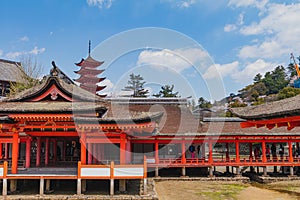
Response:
[[155, 181, 299, 200], [237, 186, 297, 200]]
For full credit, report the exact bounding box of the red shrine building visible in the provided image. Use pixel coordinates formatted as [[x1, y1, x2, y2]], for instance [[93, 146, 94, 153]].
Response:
[[1, 54, 300, 196]]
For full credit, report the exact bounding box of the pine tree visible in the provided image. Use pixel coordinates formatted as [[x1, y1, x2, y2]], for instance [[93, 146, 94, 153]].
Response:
[[153, 84, 179, 98], [123, 73, 149, 97]]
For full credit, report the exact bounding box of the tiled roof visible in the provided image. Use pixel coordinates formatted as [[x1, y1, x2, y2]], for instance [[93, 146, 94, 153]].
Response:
[[4, 75, 105, 102], [74, 112, 163, 124], [0, 59, 26, 83], [230, 94, 300, 120], [0, 102, 107, 113]]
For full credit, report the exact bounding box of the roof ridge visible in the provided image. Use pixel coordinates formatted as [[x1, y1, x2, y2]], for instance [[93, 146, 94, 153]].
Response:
[[0, 58, 21, 65]]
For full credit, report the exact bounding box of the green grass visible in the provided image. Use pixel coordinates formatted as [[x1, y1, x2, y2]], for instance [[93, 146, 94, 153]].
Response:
[[197, 183, 248, 200]]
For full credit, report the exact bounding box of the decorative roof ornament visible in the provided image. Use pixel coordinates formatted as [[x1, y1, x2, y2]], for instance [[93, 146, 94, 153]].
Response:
[[50, 61, 58, 76]]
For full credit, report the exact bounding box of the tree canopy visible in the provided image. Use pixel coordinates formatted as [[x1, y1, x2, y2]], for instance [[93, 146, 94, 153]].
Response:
[[278, 87, 300, 100], [262, 65, 288, 95], [122, 73, 149, 97], [198, 97, 212, 109], [153, 84, 179, 98]]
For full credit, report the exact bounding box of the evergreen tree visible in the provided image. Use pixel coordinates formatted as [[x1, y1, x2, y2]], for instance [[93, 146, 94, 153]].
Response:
[[262, 65, 288, 95], [253, 73, 262, 83], [198, 97, 212, 109], [153, 84, 179, 98], [278, 87, 300, 100], [122, 73, 149, 97]]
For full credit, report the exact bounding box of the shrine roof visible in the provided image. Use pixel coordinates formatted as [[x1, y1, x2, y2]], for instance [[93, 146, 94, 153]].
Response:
[[230, 94, 300, 120], [0, 101, 107, 113], [4, 66, 106, 102], [0, 59, 26, 83], [74, 111, 163, 124]]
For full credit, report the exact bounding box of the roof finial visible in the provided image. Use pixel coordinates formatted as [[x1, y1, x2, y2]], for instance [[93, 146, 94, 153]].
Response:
[[88, 40, 91, 56]]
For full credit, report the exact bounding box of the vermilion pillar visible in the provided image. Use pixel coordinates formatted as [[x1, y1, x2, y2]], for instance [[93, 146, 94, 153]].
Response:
[[262, 141, 266, 162], [25, 137, 31, 168], [249, 143, 253, 160], [80, 135, 87, 165], [120, 133, 126, 164], [4, 143, 8, 159], [208, 140, 213, 163], [45, 138, 49, 166], [11, 132, 19, 174], [181, 141, 186, 164], [235, 140, 240, 162], [0, 143, 2, 159], [155, 140, 159, 164], [36, 137, 41, 167]]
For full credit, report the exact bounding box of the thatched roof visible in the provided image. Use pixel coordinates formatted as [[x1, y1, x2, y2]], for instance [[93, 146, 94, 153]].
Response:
[[0, 59, 26, 83], [230, 94, 300, 120]]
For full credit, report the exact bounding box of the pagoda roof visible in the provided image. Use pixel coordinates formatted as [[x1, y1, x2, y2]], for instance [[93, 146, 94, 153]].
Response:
[[75, 56, 104, 68], [230, 94, 300, 120], [74, 68, 104, 75], [75, 76, 106, 84]]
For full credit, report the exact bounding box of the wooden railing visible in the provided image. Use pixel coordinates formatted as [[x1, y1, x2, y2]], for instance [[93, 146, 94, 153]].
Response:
[[0, 161, 7, 179], [147, 156, 300, 167], [0, 159, 25, 168], [78, 157, 147, 180]]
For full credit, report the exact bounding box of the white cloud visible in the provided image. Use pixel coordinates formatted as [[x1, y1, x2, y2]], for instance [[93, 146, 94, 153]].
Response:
[[203, 59, 277, 84], [178, 0, 196, 8], [87, 0, 113, 9], [237, 3, 300, 60], [161, 0, 196, 8], [29, 46, 46, 55], [203, 61, 239, 79], [224, 24, 237, 32], [238, 40, 287, 60], [137, 48, 211, 73], [224, 12, 244, 32], [232, 59, 275, 83], [5, 46, 46, 59], [228, 0, 269, 10], [5, 51, 23, 59], [19, 36, 29, 42]]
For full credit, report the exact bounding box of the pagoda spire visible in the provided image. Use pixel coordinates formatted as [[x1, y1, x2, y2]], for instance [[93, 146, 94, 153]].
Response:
[[88, 40, 91, 56], [74, 41, 107, 97]]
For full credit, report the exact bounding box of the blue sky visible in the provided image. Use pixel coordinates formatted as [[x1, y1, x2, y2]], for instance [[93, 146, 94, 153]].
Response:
[[1, 0, 300, 101]]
